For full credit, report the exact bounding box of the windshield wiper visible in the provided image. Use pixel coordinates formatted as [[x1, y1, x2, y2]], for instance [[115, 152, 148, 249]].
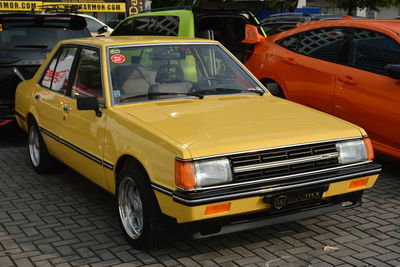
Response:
[[193, 87, 264, 96], [120, 92, 204, 102], [15, 44, 49, 48]]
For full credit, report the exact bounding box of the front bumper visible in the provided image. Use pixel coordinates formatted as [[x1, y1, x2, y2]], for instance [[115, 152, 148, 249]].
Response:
[[152, 162, 381, 226]]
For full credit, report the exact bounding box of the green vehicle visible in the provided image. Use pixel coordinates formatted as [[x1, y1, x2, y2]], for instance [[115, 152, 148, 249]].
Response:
[[111, 0, 266, 63]]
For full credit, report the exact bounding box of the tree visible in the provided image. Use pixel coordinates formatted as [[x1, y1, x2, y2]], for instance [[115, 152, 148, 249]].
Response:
[[328, 0, 398, 15]]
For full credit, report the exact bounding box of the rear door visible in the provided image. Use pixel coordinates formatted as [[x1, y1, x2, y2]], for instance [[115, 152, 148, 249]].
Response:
[[276, 27, 346, 114], [33, 46, 78, 158], [334, 28, 400, 156]]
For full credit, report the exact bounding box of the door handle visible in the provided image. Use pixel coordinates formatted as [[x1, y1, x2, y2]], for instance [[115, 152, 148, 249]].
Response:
[[338, 75, 357, 85], [282, 57, 297, 65], [63, 106, 71, 112], [34, 94, 40, 100]]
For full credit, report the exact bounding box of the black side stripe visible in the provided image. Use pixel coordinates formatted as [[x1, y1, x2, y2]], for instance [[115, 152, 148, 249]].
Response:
[[39, 127, 114, 170], [15, 111, 26, 121]]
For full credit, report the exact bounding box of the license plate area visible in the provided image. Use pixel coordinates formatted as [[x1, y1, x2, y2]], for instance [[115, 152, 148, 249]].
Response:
[[264, 185, 329, 212]]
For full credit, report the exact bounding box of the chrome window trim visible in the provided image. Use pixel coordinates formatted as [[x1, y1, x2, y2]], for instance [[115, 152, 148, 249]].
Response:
[[177, 160, 372, 192], [233, 152, 339, 173], [177, 136, 363, 161]]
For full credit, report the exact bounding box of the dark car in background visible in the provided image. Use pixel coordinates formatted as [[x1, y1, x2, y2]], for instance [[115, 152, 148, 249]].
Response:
[[0, 13, 91, 126], [260, 13, 364, 36]]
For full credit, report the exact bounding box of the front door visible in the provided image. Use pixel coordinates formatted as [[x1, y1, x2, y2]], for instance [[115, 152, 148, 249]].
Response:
[[334, 28, 400, 157], [60, 48, 108, 188]]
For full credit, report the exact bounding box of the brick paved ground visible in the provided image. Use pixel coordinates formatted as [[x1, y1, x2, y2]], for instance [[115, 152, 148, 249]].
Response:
[[1, 123, 399, 267]]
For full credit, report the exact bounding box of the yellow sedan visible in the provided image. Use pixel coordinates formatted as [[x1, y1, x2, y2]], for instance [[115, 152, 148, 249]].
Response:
[[15, 36, 381, 248]]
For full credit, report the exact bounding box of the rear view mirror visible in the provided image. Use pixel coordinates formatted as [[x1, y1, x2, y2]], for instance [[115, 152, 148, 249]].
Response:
[[242, 24, 265, 44], [384, 64, 400, 79]]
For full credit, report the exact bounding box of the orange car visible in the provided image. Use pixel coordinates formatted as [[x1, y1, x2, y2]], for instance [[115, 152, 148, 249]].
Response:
[[244, 19, 400, 159]]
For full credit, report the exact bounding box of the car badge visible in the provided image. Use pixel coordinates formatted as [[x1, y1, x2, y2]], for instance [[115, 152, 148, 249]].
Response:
[[274, 195, 288, 210]]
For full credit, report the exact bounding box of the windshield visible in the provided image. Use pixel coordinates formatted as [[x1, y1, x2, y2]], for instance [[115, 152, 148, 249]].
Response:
[[108, 44, 263, 104]]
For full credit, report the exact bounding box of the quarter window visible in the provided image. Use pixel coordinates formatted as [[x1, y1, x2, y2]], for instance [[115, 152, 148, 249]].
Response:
[[72, 48, 103, 103], [348, 29, 400, 75], [40, 47, 77, 94]]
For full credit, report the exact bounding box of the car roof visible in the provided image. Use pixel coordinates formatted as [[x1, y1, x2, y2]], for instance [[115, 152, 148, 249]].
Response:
[[296, 19, 400, 33], [59, 36, 219, 47]]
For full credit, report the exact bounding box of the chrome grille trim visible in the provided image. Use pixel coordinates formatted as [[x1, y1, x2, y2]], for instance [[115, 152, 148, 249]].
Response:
[[178, 161, 372, 192], [233, 152, 339, 173]]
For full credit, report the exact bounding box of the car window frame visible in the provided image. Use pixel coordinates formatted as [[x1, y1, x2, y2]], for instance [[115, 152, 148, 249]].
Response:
[[70, 46, 105, 106], [277, 27, 350, 65], [344, 27, 400, 76], [38, 44, 80, 96]]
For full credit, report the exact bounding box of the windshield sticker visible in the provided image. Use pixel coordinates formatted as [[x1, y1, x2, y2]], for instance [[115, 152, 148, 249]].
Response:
[[111, 54, 126, 64], [114, 90, 121, 98], [110, 49, 120, 54]]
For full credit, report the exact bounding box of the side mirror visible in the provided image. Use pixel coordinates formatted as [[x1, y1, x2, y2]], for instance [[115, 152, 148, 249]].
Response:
[[242, 24, 265, 44], [97, 25, 108, 34], [76, 96, 102, 117], [384, 64, 400, 79]]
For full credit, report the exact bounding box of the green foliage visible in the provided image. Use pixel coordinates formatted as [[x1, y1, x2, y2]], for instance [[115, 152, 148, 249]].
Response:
[[151, 0, 193, 8], [328, 0, 399, 15]]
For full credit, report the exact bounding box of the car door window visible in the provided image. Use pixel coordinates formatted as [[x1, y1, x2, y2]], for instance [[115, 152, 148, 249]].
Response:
[[112, 16, 179, 36], [348, 28, 400, 75], [297, 28, 346, 63], [72, 48, 104, 104], [40, 47, 77, 94], [277, 34, 300, 52]]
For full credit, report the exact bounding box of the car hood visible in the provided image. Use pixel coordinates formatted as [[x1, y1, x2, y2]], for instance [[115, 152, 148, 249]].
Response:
[[116, 95, 364, 158]]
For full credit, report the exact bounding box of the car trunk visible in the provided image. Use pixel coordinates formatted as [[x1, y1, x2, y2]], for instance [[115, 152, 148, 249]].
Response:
[[193, 0, 265, 63]]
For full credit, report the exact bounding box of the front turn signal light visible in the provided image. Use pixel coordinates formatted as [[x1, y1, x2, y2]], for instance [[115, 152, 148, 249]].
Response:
[[363, 137, 374, 160], [205, 202, 231, 215], [349, 178, 369, 189], [175, 160, 196, 190]]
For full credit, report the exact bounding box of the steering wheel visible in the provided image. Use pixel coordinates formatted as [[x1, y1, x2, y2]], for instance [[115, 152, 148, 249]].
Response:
[[189, 77, 222, 91]]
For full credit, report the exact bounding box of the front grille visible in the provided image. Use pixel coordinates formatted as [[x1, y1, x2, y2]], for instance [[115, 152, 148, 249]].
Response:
[[230, 142, 340, 183]]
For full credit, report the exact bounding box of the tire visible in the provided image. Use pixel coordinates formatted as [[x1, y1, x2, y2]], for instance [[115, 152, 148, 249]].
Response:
[[28, 121, 56, 173], [117, 166, 165, 249], [262, 80, 285, 98]]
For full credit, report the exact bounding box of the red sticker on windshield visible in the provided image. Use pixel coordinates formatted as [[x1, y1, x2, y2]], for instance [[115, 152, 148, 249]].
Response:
[[111, 54, 126, 64]]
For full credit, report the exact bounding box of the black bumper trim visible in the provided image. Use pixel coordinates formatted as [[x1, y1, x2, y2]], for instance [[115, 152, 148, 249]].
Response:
[[152, 163, 381, 206], [182, 191, 362, 239], [14, 110, 26, 121]]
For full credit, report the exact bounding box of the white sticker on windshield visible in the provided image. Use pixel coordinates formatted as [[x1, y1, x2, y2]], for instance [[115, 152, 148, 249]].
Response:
[[110, 49, 120, 54], [114, 90, 121, 98]]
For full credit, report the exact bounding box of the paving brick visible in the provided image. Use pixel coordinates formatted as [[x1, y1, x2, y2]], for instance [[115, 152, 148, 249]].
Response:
[[1, 136, 399, 267]]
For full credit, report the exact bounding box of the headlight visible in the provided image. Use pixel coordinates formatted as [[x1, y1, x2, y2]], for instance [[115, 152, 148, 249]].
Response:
[[336, 138, 373, 164], [194, 158, 233, 187], [175, 158, 232, 190]]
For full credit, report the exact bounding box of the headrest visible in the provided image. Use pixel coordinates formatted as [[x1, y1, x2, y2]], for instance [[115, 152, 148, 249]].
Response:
[[155, 64, 184, 83]]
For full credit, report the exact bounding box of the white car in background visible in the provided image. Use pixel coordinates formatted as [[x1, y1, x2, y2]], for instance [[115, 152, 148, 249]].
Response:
[[78, 14, 113, 36]]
